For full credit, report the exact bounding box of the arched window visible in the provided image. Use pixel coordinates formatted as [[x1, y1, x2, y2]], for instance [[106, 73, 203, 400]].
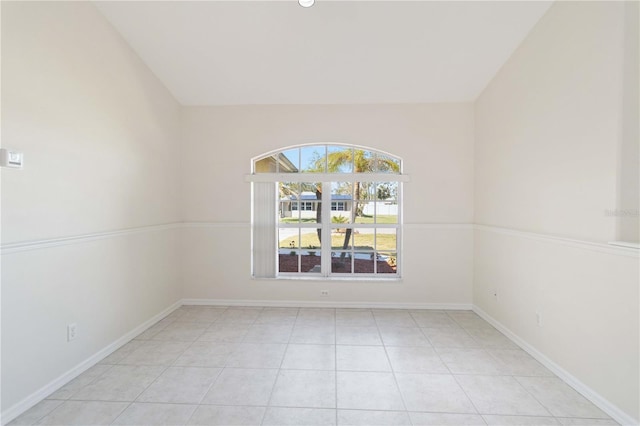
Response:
[[247, 144, 408, 279]]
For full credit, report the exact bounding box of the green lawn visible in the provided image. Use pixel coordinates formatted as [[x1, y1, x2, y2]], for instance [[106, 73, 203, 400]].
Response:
[[279, 232, 396, 251]]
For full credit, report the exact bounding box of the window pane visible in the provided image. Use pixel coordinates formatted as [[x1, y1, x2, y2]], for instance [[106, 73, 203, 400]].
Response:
[[376, 229, 397, 252], [279, 200, 298, 223], [376, 182, 398, 201], [280, 149, 300, 173], [301, 230, 322, 273], [354, 252, 375, 273], [355, 202, 375, 224], [331, 182, 353, 224], [327, 146, 353, 173], [353, 149, 374, 173], [254, 154, 279, 173], [331, 251, 352, 273], [299, 228, 321, 250], [279, 250, 300, 273], [331, 228, 353, 250], [356, 182, 375, 200], [377, 252, 397, 274], [376, 201, 398, 224], [353, 230, 374, 250], [375, 154, 401, 173], [279, 228, 299, 249], [301, 146, 326, 173]]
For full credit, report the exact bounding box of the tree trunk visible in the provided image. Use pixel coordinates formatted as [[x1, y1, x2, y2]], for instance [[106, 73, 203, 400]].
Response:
[[340, 183, 360, 258]]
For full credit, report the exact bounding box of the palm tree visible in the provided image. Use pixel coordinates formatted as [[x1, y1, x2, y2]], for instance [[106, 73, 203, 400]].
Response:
[[315, 148, 400, 253]]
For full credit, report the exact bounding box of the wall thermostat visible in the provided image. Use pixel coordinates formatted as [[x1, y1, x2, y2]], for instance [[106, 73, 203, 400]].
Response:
[[0, 149, 24, 169]]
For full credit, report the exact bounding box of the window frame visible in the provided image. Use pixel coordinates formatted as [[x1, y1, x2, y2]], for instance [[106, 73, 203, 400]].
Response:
[[249, 144, 408, 280]]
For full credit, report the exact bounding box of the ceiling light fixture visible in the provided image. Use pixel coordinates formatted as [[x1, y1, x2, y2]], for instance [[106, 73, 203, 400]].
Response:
[[298, 0, 314, 8]]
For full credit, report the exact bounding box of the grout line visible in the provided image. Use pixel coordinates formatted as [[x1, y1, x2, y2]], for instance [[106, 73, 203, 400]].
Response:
[[372, 312, 411, 417], [260, 307, 301, 425]]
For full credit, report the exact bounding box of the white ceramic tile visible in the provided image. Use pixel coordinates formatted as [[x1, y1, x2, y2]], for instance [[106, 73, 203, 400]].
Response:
[[515, 377, 610, 419], [164, 309, 188, 321], [338, 409, 411, 425], [225, 343, 286, 369], [263, 407, 336, 425], [242, 324, 293, 343], [456, 375, 551, 416], [135, 323, 170, 340], [378, 327, 431, 346], [372, 310, 417, 327], [47, 365, 112, 400], [556, 418, 619, 425], [99, 341, 146, 365], [281, 344, 336, 370], [395, 373, 476, 413], [336, 345, 391, 372], [336, 326, 382, 346], [421, 327, 480, 348], [136, 366, 221, 404], [447, 311, 494, 329], [336, 310, 376, 327], [36, 401, 128, 425], [198, 323, 249, 343], [112, 402, 197, 425], [69, 365, 164, 401], [255, 307, 299, 325], [7, 400, 63, 426], [336, 371, 404, 411], [201, 368, 278, 406], [409, 311, 460, 328], [436, 347, 506, 375], [151, 321, 210, 342], [482, 414, 560, 425], [296, 308, 336, 325], [173, 341, 237, 367], [409, 412, 487, 425], [179, 307, 227, 323], [290, 325, 336, 344], [488, 349, 553, 377], [187, 405, 265, 426], [465, 328, 518, 349], [218, 308, 263, 324], [385, 346, 449, 373], [119, 341, 191, 366], [270, 370, 336, 408]]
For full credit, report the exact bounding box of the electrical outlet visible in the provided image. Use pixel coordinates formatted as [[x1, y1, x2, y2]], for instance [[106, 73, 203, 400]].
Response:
[[67, 323, 78, 341], [320, 290, 329, 297]]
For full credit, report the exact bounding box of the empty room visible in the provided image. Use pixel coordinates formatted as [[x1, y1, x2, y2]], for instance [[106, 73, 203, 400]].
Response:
[[1, 1, 638, 425]]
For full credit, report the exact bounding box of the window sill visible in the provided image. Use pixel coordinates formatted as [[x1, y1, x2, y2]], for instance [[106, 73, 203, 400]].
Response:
[[252, 275, 403, 282]]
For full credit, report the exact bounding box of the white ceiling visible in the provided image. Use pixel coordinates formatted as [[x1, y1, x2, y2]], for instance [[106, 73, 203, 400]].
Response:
[[95, 1, 553, 105]]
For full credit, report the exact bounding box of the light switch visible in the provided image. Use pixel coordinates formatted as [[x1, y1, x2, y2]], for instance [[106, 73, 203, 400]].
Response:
[[0, 149, 24, 169]]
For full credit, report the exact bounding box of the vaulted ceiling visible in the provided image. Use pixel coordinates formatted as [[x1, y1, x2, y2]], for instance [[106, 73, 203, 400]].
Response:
[[95, 1, 553, 105]]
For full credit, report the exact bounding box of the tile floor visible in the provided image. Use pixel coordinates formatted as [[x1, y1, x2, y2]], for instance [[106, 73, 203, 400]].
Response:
[[10, 307, 617, 426]]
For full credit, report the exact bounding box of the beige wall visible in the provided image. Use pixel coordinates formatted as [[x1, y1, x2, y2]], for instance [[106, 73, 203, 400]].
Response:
[[619, 1, 640, 243], [474, 1, 639, 422], [1, 1, 182, 414], [181, 104, 475, 305]]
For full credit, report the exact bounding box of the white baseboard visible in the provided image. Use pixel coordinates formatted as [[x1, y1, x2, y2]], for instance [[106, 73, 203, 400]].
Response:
[[472, 305, 638, 426], [1, 300, 182, 425], [181, 298, 472, 310]]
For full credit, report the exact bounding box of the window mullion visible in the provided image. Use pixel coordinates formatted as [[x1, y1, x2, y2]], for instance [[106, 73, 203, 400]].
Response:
[[321, 182, 332, 276]]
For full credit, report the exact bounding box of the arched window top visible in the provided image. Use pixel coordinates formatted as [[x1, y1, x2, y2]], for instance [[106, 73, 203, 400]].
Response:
[[253, 144, 402, 175]]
